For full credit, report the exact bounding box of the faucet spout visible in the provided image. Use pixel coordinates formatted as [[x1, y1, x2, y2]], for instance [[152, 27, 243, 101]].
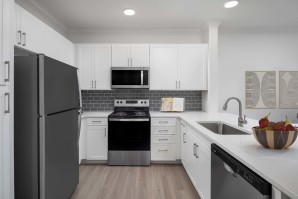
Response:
[[222, 97, 247, 127]]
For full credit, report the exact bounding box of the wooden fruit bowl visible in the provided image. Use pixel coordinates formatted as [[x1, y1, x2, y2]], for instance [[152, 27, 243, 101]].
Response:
[[252, 127, 298, 149]]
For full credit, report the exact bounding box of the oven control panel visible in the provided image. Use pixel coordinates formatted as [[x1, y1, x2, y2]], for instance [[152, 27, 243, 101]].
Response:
[[114, 99, 149, 107]]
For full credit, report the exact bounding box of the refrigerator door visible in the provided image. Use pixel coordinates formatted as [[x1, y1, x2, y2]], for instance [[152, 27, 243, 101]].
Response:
[[39, 55, 79, 116], [39, 109, 79, 199]]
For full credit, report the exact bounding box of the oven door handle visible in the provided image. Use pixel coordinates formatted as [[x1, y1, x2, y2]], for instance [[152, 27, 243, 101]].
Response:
[[109, 118, 150, 122]]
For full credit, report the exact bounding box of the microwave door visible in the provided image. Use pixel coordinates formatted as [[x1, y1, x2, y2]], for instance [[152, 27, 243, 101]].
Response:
[[111, 68, 149, 89]]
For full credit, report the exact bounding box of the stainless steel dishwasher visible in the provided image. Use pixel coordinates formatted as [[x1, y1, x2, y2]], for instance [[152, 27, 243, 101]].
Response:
[[211, 144, 271, 199]]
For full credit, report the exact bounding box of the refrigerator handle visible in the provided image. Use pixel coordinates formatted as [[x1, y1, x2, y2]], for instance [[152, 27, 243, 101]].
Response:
[[77, 69, 83, 141]]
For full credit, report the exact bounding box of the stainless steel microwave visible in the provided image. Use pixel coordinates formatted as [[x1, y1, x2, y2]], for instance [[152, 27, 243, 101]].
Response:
[[111, 67, 149, 89]]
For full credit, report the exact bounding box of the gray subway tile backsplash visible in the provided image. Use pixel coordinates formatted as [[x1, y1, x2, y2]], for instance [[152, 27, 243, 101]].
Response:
[[82, 90, 202, 112]]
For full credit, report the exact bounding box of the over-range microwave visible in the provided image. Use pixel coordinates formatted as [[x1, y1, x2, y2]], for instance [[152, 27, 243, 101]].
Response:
[[111, 67, 149, 89]]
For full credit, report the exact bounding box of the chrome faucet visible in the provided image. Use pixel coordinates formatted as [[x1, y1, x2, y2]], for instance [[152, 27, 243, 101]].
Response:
[[222, 97, 247, 127]]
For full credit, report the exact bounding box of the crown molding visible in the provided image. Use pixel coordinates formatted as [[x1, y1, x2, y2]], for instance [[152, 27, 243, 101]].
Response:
[[219, 26, 298, 34]]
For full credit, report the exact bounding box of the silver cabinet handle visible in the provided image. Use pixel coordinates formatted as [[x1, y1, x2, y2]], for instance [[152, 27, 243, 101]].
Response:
[[105, 128, 107, 137], [95, 80, 97, 89], [181, 122, 185, 127], [92, 80, 93, 88], [158, 139, 168, 141], [92, 121, 101, 123], [17, 30, 22, 45], [5, 93, 10, 114], [158, 121, 168, 124], [22, 32, 26, 46], [179, 81, 181, 89], [158, 149, 168, 152], [195, 144, 199, 158], [4, 61, 10, 82], [176, 81, 178, 89], [183, 133, 186, 143], [193, 143, 196, 156], [158, 130, 168, 133]]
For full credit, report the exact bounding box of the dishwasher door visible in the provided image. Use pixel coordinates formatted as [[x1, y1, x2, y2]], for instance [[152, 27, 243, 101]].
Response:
[[211, 144, 271, 199]]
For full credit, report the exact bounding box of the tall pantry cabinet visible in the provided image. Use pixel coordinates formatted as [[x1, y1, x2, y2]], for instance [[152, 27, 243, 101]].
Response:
[[0, 0, 14, 198]]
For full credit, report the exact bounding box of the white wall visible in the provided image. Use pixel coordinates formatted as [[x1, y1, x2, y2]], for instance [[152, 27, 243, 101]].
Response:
[[68, 29, 202, 43], [218, 30, 298, 123]]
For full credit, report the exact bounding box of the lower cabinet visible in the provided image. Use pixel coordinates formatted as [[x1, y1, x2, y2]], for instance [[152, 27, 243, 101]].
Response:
[[151, 118, 178, 161], [86, 118, 108, 160], [181, 121, 211, 199]]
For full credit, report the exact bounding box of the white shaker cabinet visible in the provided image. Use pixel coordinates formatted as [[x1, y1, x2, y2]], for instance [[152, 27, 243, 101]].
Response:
[[150, 44, 208, 90], [77, 44, 111, 90], [150, 45, 178, 90], [86, 118, 108, 160], [178, 44, 208, 90], [111, 44, 149, 67], [15, 4, 46, 53], [45, 26, 74, 66]]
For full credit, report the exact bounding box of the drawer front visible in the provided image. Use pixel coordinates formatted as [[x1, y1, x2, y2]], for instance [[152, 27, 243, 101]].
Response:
[[151, 118, 177, 126], [87, 118, 108, 126], [152, 135, 176, 144], [151, 127, 176, 135], [151, 144, 176, 161]]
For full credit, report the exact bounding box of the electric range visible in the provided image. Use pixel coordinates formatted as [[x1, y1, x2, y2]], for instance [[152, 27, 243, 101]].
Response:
[[108, 99, 151, 166]]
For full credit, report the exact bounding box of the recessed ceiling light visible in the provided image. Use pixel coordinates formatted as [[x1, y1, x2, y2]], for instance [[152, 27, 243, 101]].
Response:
[[224, 1, 239, 8], [123, 9, 135, 16]]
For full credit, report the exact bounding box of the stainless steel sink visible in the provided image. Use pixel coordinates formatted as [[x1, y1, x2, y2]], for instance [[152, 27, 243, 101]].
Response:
[[197, 122, 249, 135]]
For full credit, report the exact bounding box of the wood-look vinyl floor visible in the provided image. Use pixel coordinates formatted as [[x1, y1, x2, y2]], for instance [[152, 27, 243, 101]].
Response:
[[71, 164, 200, 199]]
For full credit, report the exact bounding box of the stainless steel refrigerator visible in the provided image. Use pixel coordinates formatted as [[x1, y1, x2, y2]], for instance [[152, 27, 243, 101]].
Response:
[[14, 47, 82, 199]]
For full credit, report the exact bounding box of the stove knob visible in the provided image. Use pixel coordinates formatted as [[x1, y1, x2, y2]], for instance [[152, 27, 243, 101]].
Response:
[[141, 101, 143, 104], [120, 101, 123, 104], [144, 101, 147, 104], [117, 101, 119, 104]]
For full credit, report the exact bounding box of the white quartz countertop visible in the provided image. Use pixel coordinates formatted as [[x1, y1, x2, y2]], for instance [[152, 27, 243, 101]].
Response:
[[82, 111, 298, 198]]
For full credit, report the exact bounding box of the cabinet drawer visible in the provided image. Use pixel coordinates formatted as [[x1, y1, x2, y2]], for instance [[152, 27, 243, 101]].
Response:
[[151, 127, 176, 135], [151, 118, 176, 126], [151, 144, 176, 161], [87, 118, 107, 126], [152, 135, 176, 144]]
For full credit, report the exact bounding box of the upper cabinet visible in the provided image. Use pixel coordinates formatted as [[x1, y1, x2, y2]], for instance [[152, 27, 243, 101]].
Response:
[[77, 44, 111, 90], [150, 44, 208, 90], [44, 26, 74, 66], [15, 4, 46, 53], [14, 4, 74, 65], [111, 44, 149, 67], [178, 44, 208, 90]]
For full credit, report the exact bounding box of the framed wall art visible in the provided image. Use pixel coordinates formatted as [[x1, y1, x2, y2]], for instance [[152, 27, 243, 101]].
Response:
[[245, 71, 276, 109], [279, 71, 298, 109]]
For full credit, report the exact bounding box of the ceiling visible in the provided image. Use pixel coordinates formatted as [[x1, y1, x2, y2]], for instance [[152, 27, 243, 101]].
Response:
[[26, 0, 298, 32]]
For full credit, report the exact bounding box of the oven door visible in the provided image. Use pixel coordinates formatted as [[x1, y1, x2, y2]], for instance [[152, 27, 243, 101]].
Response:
[[108, 119, 150, 151], [111, 67, 149, 89]]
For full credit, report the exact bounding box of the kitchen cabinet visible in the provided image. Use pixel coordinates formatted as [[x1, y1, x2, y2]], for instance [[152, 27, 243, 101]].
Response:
[[15, 3, 75, 65], [77, 44, 111, 90], [150, 45, 178, 90], [111, 44, 149, 67], [180, 122, 211, 199], [45, 26, 74, 65], [151, 118, 177, 161], [86, 118, 108, 160], [150, 44, 208, 90], [15, 4, 46, 53], [178, 44, 208, 90]]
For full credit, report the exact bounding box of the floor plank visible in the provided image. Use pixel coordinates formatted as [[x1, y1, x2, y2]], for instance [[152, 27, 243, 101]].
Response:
[[71, 164, 200, 199]]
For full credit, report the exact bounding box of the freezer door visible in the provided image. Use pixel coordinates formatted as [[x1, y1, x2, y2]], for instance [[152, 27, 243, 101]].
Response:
[[39, 55, 79, 115], [39, 109, 79, 199]]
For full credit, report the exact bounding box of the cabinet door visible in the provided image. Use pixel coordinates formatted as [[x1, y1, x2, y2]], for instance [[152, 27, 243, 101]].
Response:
[[150, 45, 178, 90], [20, 7, 46, 53], [130, 44, 149, 67], [198, 145, 211, 199], [178, 44, 208, 90], [45, 26, 74, 65], [14, 4, 21, 46], [94, 45, 111, 90], [77, 46, 94, 90], [0, 88, 4, 199], [111, 44, 130, 67], [87, 126, 107, 160]]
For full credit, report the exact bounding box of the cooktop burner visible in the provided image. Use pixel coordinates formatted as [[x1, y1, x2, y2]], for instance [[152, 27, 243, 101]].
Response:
[[109, 111, 150, 119]]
